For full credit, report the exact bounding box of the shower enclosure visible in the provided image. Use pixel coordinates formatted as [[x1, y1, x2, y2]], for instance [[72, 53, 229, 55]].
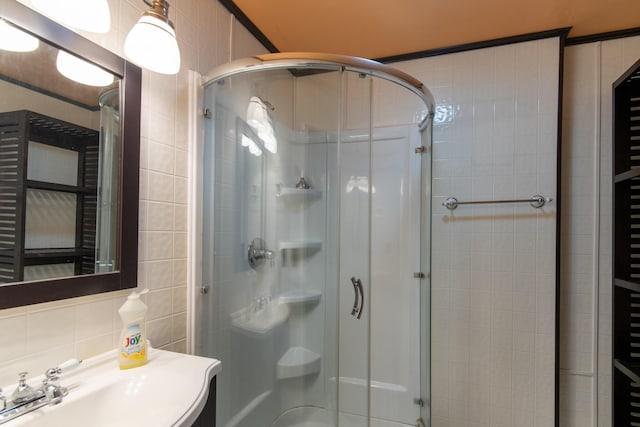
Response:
[[195, 53, 434, 427], [95, 87, 119, 273]]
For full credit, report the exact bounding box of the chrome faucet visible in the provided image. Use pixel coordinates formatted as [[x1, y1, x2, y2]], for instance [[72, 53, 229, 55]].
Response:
[[11, 372, 36, 404], [41, 365, 69, 404], [0, 359, 81, 425]]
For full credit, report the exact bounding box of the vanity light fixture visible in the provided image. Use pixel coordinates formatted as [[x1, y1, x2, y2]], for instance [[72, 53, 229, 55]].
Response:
[[246, 96, 277, 154], [56, 50, 114, 87], [0, 20, 39, 52], [124, 0, 181, 75], [32, 0, 111, 33]]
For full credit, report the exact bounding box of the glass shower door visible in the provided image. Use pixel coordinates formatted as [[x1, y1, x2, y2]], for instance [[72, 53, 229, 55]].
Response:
[[335, 70, 372, 427], [337, 138, 371, 427]]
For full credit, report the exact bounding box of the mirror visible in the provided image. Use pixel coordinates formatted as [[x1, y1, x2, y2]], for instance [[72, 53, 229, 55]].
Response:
[[0, 1, 141, 308]]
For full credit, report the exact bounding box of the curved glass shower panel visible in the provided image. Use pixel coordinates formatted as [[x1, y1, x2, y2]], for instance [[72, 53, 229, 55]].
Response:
[[420, 114, 432, 426], [201, 65, 356, 427], [95, 87, 120, 272], [336, 70, 371, 427], [198, 53, 434, 427]]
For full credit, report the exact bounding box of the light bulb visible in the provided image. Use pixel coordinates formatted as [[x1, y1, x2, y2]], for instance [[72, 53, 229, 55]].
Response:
[[56, 50, 114, 87], [124, 16, 180, 75], [0, 20, 39, 52]]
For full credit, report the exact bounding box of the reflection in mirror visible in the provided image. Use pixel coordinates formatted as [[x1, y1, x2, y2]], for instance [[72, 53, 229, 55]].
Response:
[[0, 0, 141, 308], [96, 88, 119, 274], [0, 26, 120, 283]]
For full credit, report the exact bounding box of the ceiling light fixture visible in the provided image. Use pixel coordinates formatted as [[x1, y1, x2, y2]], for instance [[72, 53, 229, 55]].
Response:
[[0, 20, 39, 52], [124, 0, 181, 75], [32, 0, 111, 33], [56, 50, 115, 87]]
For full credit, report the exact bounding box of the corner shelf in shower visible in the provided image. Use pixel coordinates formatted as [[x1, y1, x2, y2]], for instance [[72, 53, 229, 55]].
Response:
[[279, 289, 322, 306], [277, 346, 321, 380], [276, 187, 322, 199], [278, 241, 322, 251]]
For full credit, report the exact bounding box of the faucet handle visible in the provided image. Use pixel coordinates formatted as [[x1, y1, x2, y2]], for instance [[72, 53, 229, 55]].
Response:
[[42, 377, 65, 404], [57, 358, 81, 372], [45, 358, 82, 380], [41, 359, 80, 405], [11, 372, 36, 404]]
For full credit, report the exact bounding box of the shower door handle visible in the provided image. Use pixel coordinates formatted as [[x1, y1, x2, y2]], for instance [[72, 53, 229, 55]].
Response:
[[350, 277, 364, 319]]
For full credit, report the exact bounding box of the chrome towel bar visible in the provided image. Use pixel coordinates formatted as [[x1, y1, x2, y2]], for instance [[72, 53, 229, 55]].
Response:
[[443, 195, 552, 210]]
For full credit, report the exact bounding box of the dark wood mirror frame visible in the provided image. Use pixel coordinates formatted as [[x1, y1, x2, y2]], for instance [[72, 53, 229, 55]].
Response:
[[0, 0, 141, 309]]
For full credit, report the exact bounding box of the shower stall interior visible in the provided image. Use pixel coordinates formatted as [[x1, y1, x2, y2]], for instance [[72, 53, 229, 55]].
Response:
[[195, 53, 434, 427]]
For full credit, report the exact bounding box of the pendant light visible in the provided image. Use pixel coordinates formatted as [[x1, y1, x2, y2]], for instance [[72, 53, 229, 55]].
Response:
[[0, 20, 39, 52], [124, 0, 181, 75], [32, 0, 111, 33]]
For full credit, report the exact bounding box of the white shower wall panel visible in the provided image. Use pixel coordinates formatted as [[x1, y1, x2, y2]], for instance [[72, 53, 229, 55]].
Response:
[[395, 37, 560, 427], [271, 138, 333, 411], [294, 71, 341, 132], [370, 128, 422, 424]]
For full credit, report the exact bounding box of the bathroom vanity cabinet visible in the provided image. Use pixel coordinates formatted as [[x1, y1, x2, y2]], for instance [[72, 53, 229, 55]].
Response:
[[0, 110, 99, 283], [612, 57, 640, 426], [192, 377, 217, 426]]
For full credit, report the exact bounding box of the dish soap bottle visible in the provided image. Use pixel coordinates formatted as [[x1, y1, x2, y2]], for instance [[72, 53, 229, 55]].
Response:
[[118, 289, 148, 369]]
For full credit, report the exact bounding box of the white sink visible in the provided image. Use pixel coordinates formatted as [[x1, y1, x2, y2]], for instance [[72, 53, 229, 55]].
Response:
[[4, 348, 221, 427]]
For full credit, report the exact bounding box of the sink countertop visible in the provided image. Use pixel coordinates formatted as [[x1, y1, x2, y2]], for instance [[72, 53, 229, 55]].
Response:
[[4, 348, 221, 426]]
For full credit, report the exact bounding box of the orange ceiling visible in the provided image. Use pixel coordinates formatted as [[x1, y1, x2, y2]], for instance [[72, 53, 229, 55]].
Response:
[[230, 0, 640, 59]]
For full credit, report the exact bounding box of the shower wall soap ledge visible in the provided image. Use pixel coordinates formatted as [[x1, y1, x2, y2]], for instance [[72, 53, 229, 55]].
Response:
[[279, 289, 322, 305], [276, 187, 322, 198], [278, 241, 322, 251], [277, 347, 321, 379]]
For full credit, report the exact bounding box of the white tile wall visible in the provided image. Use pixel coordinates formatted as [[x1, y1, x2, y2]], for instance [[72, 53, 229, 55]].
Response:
[[0, 0, 267, 386], [396, 37, 560, 427]]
